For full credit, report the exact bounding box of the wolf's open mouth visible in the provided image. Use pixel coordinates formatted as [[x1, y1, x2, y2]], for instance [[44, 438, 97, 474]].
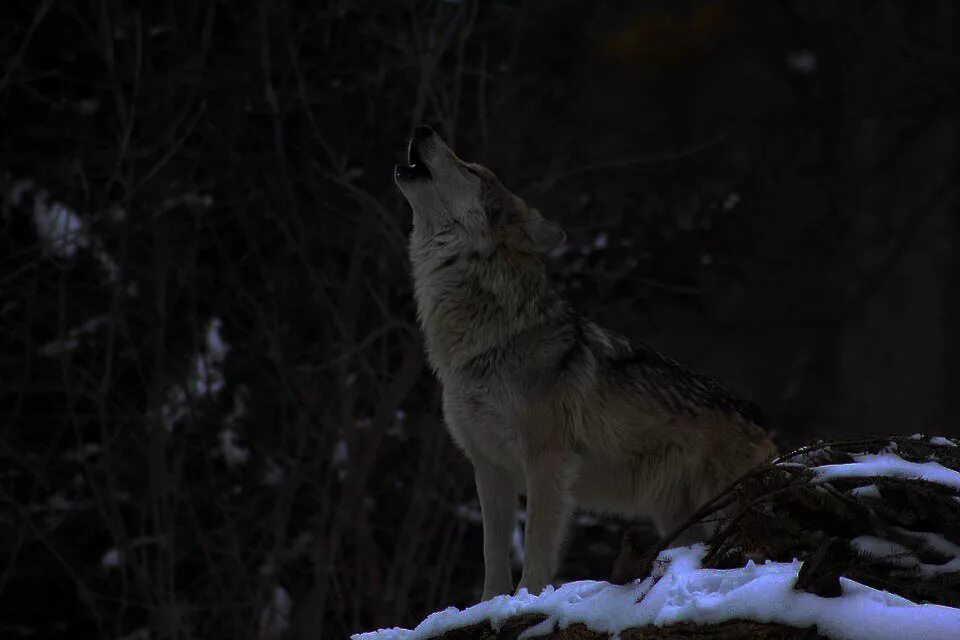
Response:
[[395, 127, 434, 182], [395, 162, 430, 182]]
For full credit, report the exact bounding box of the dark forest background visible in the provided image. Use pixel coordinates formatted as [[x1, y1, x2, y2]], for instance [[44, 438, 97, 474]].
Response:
[[1, 1, 958, 638]]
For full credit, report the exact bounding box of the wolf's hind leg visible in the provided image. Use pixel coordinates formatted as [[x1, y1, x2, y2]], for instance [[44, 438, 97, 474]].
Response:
[[475, 459, 517, 600], [517, 451, 575, 595], [652, 487, 708, 547]]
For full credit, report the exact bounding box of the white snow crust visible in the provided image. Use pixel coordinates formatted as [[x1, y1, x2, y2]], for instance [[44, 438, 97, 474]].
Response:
[[353, 545, 960, 640], [812, 453, 960, 490]]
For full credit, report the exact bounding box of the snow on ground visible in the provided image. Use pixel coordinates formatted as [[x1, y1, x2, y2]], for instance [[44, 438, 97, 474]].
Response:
[[218, 388, 250, 467], [511, 522, 525, 567], [191, 317, 229, 397], [786, 50, 817, 74], [354, 544, 960, 640], [262, 459, 285, 487], [161, 317, 232, 432], [852, 529, 960, 579], [38, 315, 111, 357], [12, 180, 124, 285], [722, 191, 740, 211], [101, 548, 124, 570], [812, 453, 960, 490], [849, 484, 881, 499], [259, 585, 292, 640], [357, 448, 960, 640], [31, 192, 89, 258], [218, 428, 249, 467]]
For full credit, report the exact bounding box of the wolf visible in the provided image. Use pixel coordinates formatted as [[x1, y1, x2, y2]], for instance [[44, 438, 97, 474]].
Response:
[[394, 126, 776, 600]]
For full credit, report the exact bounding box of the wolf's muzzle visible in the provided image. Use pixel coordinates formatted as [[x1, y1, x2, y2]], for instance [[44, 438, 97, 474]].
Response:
[[395, 125, 435, 182]]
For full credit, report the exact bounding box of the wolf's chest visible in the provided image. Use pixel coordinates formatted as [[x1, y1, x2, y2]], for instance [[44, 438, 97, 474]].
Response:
[[441, 382, 523, 466]]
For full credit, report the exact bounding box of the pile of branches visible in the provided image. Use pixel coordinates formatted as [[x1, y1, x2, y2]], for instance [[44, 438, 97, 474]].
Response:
[[613, 435, 960, 607]]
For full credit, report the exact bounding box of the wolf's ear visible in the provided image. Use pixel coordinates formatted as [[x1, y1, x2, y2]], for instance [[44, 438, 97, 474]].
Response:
[[525, 209, 566, 253]]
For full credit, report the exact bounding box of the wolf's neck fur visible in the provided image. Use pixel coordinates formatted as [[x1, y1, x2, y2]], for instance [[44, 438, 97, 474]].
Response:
[[410, 229, 565, 377]]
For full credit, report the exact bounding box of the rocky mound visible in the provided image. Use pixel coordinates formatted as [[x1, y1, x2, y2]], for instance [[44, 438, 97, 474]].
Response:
[[613, 434, 960, 608], [355, 436, 960, 640]]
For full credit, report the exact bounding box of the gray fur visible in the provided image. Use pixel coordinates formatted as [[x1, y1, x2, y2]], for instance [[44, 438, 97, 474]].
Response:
[[395, 128, 776, 600]]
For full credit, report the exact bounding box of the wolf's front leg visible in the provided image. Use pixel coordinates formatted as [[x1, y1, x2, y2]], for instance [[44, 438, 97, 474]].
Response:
[[474, 459, 517, 600], [517, 451, 574, 595]]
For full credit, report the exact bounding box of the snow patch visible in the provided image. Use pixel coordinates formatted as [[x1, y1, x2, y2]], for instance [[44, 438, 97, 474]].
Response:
[[262, 459, 284, 487], [852, 534, 960, 578], [225, 387, 248, 425], [352, 545, 960, 640], [94, 246, 121, 283], [217, 388, 250, 467], [38, 315, 110, 357], [33, 195, 89, 258], [219, 429, 249, 467], [10, 180, 124, 284], [332, 440, 348, 466], [786, 50, 817, 74], [61, 443, 102, 463], [10, 179, 33, 206], [722, 192, 740, 211], [574, 513, 600, 526], [190, 317, 229, 396], [160, 317, 231, 432], [812, 453, 960, 490], [511, 521, 525, 567], [161, 385, 189, 433], [75, 98, 100, 115], [259, 585, 292, 639], [455, 503, 482, 524], [101, 548, 124, 570], [160, 191, 214, 213], [849, 484, 881, 499]]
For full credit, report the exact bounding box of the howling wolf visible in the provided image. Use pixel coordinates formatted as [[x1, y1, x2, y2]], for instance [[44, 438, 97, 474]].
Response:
[[395, 126, 776, 600]]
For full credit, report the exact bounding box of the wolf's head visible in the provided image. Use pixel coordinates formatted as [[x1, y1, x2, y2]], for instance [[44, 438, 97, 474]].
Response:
[[395, 126, 564, 255]]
